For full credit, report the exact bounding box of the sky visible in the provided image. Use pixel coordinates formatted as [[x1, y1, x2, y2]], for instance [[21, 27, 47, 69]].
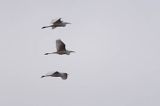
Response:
[[0, 0, 160, 106]]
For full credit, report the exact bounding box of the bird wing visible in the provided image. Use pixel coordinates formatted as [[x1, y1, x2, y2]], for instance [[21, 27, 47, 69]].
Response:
[[56, 39, 66, 52], [53, 18, 62, 24], [53, 71, 60, 75]]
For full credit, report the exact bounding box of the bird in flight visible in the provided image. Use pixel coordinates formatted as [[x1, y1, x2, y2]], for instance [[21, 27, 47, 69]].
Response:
[[41, 71, 68, 80], [41, 18, 71, 29], [44, 39, 75, 55]]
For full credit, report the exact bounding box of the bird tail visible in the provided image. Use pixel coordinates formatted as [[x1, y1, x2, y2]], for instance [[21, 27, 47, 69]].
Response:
[[61, 73, 68, 80]]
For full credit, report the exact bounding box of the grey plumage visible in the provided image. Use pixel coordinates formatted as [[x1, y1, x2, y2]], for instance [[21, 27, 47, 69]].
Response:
[[41, 71, 68, 80], [41, 18, 71, 29], [44, 39, 75, 55]]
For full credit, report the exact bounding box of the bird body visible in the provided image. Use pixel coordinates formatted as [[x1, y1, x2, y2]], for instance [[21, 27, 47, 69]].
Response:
[[41, 71, 68, 80], [42, 18, 71, 29], [44, 39, 75, 55]]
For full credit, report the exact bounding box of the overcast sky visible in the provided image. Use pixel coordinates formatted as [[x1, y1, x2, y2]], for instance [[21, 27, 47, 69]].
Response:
[[0, 0, 160, 106]]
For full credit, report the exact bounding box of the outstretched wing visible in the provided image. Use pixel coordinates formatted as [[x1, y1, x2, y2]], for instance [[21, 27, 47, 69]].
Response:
[[52, 18, 62, 24], [56, 39, 66, 52]]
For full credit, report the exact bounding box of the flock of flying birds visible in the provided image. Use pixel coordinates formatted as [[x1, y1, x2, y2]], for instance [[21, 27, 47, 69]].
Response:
[[40, 18, 73, 80]]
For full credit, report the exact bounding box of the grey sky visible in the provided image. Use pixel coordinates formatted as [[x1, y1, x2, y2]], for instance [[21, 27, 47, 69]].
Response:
[[0, 0, 160, 106]]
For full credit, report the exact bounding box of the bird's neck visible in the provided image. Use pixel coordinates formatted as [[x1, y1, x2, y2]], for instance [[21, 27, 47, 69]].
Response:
[[45, 52, 57, 55]]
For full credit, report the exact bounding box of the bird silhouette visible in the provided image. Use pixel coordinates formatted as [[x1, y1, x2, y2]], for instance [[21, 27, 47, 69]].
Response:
[[44, 39, 75, 55], [41, 71, 68, 80], [41, 18, 71, 29]]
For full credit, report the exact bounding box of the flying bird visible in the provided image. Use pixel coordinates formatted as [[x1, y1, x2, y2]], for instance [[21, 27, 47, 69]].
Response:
[[41, 71, 68, 80], [41, 18, 71, 29], [44, 39, 75, 55]]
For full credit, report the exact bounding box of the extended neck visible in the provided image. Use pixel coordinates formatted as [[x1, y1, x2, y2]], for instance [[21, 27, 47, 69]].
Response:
[[44, 52, 57, 55], [41, 25, 52, 29]]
